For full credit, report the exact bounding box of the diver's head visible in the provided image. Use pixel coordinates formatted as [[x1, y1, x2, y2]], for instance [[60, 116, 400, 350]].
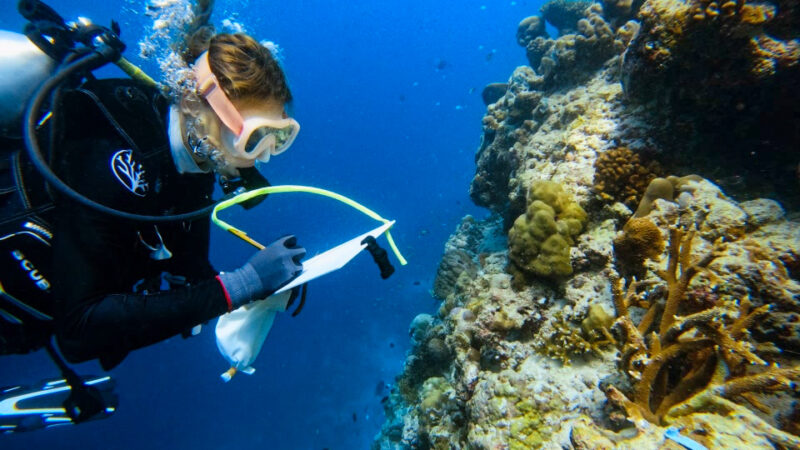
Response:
[[180, 33, 298, 177]]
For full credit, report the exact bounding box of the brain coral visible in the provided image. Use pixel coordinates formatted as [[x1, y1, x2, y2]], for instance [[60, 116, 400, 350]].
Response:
[[508, 181, 588, 284]]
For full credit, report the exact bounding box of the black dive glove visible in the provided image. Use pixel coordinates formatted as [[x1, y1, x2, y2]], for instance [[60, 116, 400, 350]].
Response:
[[218, 235, 306, 309]]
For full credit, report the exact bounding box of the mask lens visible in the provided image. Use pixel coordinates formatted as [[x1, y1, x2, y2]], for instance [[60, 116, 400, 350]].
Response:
[[243, 124, 297, 155]]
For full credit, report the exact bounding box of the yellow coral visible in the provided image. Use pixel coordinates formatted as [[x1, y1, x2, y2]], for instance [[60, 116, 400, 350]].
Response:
[[536, 308, 614, 365], [508, 181, 587, 283], [739, 2, 776, 25]]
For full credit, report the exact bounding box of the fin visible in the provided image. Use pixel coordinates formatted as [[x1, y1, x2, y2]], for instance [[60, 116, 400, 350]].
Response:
[[0, 376, 116, 433]]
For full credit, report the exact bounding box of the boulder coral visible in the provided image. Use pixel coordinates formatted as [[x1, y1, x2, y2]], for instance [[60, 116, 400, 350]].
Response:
[[508, 181, 588, 284]]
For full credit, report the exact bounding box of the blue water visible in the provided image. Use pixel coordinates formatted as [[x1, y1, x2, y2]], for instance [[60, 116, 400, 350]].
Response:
[[0, 1, 537, 448]]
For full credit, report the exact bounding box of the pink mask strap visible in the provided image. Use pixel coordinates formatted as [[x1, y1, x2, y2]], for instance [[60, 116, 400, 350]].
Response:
[[193, 51, 244, 136]]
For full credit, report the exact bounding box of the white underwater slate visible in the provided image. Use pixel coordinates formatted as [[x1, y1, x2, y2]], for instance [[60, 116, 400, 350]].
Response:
[[215, 221, 395, 381], [275, 220, 395, 293]]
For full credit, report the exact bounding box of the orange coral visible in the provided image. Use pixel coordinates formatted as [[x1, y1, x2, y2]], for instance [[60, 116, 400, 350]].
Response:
[[613, 217, 664, 279]]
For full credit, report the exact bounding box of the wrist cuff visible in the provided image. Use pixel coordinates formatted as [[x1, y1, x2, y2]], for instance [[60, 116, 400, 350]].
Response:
[[215, 275, 233, 312], [218, 264, 262, 309]]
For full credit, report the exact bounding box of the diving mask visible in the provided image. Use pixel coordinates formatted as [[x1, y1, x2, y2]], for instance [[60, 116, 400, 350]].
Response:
[[193, 51, 299, 163]]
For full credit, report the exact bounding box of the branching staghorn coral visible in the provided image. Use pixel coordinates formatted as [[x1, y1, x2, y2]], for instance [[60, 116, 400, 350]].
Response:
[[608, 227, 800, 434]]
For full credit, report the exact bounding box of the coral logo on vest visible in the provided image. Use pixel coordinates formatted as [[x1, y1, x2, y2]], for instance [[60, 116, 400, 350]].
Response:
[[111, 149, 149, 197]]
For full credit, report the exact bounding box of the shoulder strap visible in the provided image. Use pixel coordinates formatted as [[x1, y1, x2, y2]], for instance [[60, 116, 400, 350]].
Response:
[[69, 79, 171, 156]]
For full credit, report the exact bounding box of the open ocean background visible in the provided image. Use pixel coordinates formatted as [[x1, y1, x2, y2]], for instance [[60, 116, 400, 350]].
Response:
[[0, 1, 544, 448]]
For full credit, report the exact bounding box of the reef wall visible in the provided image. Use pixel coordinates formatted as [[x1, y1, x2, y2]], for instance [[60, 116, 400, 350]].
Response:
[[375, 1, 800, 449]]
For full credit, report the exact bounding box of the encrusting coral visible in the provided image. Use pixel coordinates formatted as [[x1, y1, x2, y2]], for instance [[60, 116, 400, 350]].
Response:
[[508, 181, 588, 284], [607, 226, 800, 446]]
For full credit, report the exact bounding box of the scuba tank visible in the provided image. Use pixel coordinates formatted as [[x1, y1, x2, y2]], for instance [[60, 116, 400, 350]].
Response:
[[0, 30, 55, 139]]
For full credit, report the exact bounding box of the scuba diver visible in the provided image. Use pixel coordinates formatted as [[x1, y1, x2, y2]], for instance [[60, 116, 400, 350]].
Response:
[[0, 0, 306, 432]]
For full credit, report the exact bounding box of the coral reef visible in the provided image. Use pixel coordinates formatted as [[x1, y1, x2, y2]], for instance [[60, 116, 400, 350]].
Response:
[[534, 305, 615, 365], [593, 146, 662, 209], [507, 181, 588, 284], [541, 0, 594, 35], [375, 2, 800, 448], [613, 216, 664, 279], [607, 227, 797, 424], [520, 2, 618, 88], [623, 0, 800, 206]]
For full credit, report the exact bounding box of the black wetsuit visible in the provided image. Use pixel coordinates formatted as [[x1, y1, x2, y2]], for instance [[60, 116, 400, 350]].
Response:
[[39, 79, 229, 369]]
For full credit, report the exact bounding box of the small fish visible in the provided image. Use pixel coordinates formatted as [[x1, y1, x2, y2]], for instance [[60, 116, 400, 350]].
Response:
[[435, 59, 448, 71], [352, 412, 357, 422]]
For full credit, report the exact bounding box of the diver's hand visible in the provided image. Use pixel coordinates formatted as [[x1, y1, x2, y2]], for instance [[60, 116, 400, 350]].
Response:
[[218, 235, 305, 309]]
